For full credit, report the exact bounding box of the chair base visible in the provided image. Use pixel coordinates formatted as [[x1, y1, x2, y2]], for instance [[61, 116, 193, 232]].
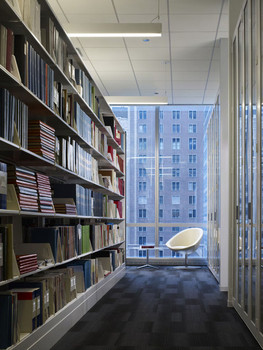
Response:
[[171, 265, 203, 269], [137, 264, 158, 269]]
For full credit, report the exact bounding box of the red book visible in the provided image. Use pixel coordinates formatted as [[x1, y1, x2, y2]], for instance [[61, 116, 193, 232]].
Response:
[[6, 28, 13, 72]]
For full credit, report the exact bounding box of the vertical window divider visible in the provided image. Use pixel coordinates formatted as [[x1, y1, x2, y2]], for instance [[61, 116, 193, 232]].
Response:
[[155, 107, 160, 255]]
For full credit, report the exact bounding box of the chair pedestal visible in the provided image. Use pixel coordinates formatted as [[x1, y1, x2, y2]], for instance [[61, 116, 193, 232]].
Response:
[[137, 246, 158, 269], [172, 253, 203, 269]]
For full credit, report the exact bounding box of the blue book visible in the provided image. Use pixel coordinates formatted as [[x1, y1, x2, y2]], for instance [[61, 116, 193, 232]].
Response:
[[68, 259, 91, 290]]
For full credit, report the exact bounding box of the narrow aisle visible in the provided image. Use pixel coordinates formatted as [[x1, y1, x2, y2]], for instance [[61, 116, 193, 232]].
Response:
[[51, 267, 261, 350]]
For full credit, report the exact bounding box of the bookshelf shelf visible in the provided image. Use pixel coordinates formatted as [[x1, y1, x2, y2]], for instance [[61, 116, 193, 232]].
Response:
[[0, 241, 125, 288], [10, 264, 125, 350], [0, 1, 126, 349]]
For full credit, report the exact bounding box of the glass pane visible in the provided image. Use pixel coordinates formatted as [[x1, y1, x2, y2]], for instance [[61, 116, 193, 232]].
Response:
[[112, 106, 155, 258], [125, 226, 155, 258], [158, 106, 208, 259], [238, 20, 244, 306], [251, 0, 257, 324], [244, 3, 249, 314], [261, 0, 263, 332]]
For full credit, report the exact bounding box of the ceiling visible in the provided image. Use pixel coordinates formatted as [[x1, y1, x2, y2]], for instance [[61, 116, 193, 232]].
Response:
[[47, 0, 228, 105]]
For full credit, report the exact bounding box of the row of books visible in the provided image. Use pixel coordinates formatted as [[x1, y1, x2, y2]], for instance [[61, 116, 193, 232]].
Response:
[[0, 248, 124, 349], [24, 223, 124, 263], [103, 115, 124, 149], [52, 184, 123, 218], [0, 88, 28, 148], [14, 35, 54, 109]]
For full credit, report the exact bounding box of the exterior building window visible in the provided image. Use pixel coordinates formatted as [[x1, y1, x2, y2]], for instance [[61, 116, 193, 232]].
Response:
[[188, 182, 197, 191], [189, 138, 197, 150], [139, 124, 147, 133], [159, 236, 163, 245], [160, 138, 164, 150], [159, 111, 163, 119], [160, 124, 163, 133], [172, 196, 180, 205], [172, 138, 180, 150], [189, 195, 196, 204], [172, 182, 180, 191], [139, 168, 146, 177], [189, 209, 197, 218], [172, 155, 180, 163], [189, 168, 197, 177], [172, 227, 179, 233], [139, 236, 146, 245], [159, 168, 163, 176], [173, 111, 180, 119], [159, 182, 163, 191], [172, 168, 180, 177], [139, 138, 147, 150], [172, 209, 180, 217], [159, 227, 163, 232], [139, 250, 147, 257], [189, 111, 197, 119], [139, 181, 146, 191], [173, 124, 180, 133], [139, 196, 147, 204], [159, 209, 163, 218], [159, 196, 163, 205], [159, 250, 164, 257], [189, 155, 197, 163], [189, 124, 197, 133], [139, 155, 146, 164], [139, 227, 147, 232], [139, 111, 147, 119], [139, 209, 147, 218]]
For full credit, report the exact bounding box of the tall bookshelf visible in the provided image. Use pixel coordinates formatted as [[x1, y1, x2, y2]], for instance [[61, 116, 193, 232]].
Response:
[[0, 1, 126, 349]]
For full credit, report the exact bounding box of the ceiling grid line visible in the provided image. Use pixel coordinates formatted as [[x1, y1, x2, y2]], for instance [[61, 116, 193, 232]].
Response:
[[167, 0, 174, 105], [202, 0, 225, 104], [111, 0, 142, 96]]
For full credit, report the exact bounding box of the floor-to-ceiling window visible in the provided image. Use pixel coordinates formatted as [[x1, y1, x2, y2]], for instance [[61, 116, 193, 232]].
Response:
[[113, 105, 212, 264]]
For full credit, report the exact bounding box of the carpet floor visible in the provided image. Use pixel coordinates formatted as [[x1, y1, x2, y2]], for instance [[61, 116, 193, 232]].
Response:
[[51, 266, 262, 350]]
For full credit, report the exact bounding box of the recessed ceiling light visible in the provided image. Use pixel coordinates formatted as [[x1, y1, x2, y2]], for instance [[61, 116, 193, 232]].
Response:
[[143, 38, 150, 42]]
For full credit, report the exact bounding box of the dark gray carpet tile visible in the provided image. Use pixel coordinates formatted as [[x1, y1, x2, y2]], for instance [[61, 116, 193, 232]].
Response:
[[51, 267, 262, 350]]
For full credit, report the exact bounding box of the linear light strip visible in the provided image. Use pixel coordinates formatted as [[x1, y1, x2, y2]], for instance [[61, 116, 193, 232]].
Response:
[[68, 23, 162, 38]]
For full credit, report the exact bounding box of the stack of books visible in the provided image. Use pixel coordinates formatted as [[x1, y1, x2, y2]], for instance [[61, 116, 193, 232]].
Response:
[[28, 120, 55, 162], [8, 165, 39, 212], [16, 254, 38, 275], [53, 198, 77, 215], [36, 173, 55, 213]]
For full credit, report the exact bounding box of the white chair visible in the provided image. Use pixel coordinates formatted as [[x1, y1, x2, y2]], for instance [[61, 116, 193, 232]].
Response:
[[165, 228, 204, 268]]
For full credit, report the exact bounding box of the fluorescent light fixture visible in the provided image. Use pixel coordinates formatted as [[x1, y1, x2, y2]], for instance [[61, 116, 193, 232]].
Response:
[[105, 96, 168, 105], [68, 23, 162, 38]]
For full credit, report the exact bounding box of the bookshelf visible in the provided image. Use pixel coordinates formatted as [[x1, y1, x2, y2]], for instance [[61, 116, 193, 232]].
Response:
[[0, 0, 126, 349]]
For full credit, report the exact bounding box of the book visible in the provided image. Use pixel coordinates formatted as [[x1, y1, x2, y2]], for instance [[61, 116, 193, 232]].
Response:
[[10, 287, 41, 333], [26, 227, 62, 263], [0, 292, 18, 348]]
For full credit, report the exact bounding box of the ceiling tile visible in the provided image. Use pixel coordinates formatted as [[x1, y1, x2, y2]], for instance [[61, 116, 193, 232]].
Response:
[[83, 47, 129, 60], [170, 32, 216, 47], [173, 96, 203, 104], [169, 0, 222, 15], [106, 88, 140, 95], [173, 81, 206, 90], [171, 46, 214, 60], [137, 80, 169, 90], [173, 71, 208, 81], [133, 60, 169, 72], [125, 34, 169, 49], [128, 47, 169, 60], [173, 89, 204, 97], [92, 60, 133, 71], [56, 0, 115, 15], [169, 15, 219, 32], [78, 38, 124, 49], [135, 71, 171, 80], [114, 0, 162, 15], [103, 80, 138, 91], [172, 60, 210, 72], [99, 71, 136, 81]]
